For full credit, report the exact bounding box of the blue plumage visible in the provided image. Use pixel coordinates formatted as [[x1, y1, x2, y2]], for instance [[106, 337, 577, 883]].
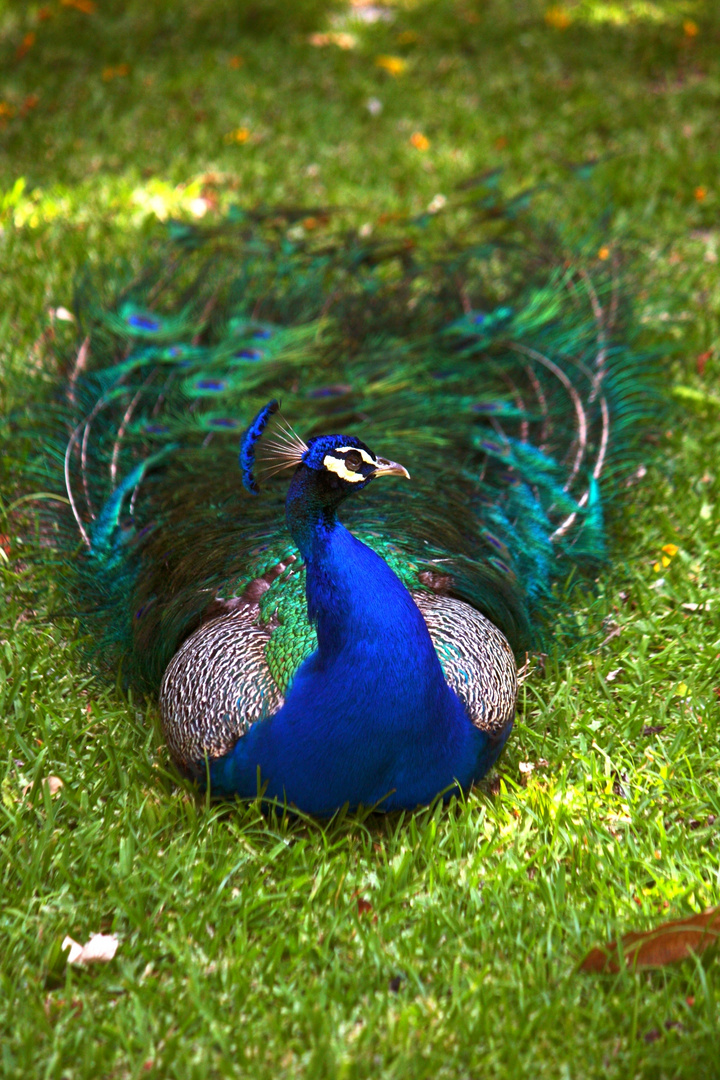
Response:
[[209, 472, 508, 813]]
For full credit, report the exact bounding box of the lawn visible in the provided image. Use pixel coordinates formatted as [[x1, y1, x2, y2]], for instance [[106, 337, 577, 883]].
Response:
[[1, 1, 719, 1077]]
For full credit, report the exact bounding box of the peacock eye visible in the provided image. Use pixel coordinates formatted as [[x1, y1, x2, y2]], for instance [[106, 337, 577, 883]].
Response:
[[343, 450, 363, 472]]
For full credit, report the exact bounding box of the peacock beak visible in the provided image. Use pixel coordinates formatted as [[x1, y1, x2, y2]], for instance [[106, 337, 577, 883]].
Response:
[[371, 457, 410, 480]]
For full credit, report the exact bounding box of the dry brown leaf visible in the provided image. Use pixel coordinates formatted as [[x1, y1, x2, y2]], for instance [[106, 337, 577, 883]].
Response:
[[61, 0, 96, 13], [62, 933, 119, 966], [697, 350, 712, 376], [581, 907, 720, 973], [22, 775, 64, 798]]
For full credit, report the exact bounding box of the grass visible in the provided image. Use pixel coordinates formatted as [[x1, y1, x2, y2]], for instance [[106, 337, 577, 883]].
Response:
[[1, 0, 719, 1076]]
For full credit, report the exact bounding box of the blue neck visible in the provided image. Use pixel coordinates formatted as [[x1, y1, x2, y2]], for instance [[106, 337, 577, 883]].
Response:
[[210, 467, 501, 813], [285, 467, 389, 658]]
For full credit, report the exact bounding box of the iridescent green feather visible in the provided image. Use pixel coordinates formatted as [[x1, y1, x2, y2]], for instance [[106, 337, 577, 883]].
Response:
[[27, 183, 663, 693]]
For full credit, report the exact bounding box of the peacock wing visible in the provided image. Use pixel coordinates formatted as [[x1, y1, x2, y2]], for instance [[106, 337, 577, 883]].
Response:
[[160, 604, 281, 768], [159, 558, 318, 771], [413, 591, 517, 738]]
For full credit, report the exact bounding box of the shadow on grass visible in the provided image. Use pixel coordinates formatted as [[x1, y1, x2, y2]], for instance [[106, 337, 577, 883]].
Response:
[[0, 0, 718, 197]]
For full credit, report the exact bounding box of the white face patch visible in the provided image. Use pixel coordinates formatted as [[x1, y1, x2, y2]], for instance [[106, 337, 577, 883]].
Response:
[[322, 447, 375, 483], [335, 446, 374, 464]]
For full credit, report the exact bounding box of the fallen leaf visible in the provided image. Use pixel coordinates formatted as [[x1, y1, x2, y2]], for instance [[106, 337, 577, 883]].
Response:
[[22, 775, 64, 797], [225, 127, 250, 144], [102, 64, 130, 81], [696, 350, 712, 376], [228, 55, 243, 69], [545, 7, 571, 29], [356, 897, 372, 916], [580, 907, 720, 973], [61, 0, 96, 12], [62, 933, 119, 966], [16, 32, 36, 59], [375, 55, 406, 76]]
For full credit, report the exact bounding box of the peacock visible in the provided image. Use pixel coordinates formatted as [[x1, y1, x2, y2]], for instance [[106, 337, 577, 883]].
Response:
[[33, 182, 657, 816]]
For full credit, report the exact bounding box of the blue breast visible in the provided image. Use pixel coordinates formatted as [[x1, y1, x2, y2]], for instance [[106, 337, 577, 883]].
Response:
[[208, 526, 503, 813]]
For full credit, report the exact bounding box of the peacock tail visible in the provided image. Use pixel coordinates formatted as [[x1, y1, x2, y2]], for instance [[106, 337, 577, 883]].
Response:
[[29, 178, 660, 807]]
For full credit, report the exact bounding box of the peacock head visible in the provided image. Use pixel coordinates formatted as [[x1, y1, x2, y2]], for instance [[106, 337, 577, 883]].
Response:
[[240, 400, 409, 498], [301, 434, 409, 492]]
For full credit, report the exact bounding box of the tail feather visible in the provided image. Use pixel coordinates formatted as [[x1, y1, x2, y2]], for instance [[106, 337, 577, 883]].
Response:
[[27, 183, 662, 690]]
